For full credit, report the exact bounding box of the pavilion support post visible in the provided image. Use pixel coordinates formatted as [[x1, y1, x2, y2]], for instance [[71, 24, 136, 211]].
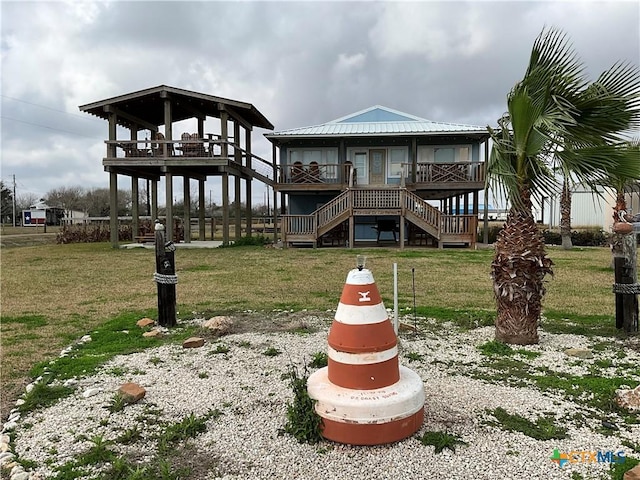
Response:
[[245, 128, 252, 237], [154, 222, 177, 328], [198, 179, 206, 241], [483, 188, 489, 244], [151, 180, 158, 221], [165, 172, 174, 242], [272, 186, 278, 243], [234, 121, 242, 240], [183, 177, 191, 243], [163, 99, 172, 157], [234, 176, 242, 240], [109, 170, 118, 248], [222, 173, 230, 245], [131, 176, 139, 239], [348, 215, 354, 249]]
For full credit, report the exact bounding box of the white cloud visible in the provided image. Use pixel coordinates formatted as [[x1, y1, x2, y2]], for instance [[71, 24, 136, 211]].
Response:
[[1, 1, 638, 204]]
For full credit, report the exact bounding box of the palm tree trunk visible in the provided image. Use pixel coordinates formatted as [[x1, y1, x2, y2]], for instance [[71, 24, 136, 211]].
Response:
[[560, 179, 573, 250], [492, 193, 553, 344]]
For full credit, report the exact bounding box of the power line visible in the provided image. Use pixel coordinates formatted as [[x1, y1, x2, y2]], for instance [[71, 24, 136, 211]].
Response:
[[1, 95, 96, 122], [0, 116, 95, 137]]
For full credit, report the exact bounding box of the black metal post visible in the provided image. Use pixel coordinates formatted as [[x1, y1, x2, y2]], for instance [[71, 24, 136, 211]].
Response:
[[154, 220, 177, 327]]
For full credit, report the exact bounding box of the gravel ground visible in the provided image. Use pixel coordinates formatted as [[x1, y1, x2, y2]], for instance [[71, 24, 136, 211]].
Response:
[[5, 313, 640, 480]]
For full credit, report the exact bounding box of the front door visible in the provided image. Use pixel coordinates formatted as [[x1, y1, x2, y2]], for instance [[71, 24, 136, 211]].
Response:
[[369, 149, 386, 185]]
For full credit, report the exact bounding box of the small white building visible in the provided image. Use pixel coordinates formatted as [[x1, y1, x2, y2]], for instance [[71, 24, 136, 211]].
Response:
[[543, 184, 640, 230], [22, 200, 86, 226]]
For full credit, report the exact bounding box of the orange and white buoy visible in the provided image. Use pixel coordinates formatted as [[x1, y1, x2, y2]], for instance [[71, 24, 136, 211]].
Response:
[[307, 264, 425, 445]]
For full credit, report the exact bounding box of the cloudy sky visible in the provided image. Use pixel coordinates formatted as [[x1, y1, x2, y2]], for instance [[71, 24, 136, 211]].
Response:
[[2, 0, 639, 208]]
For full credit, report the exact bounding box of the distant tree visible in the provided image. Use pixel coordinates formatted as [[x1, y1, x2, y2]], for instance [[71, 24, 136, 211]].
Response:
[[15, 192, 39, 213], [46, 186, 85, 214], [1, 181, 13, 224], [559, 175, 573, 250], [84, 187, 132, 217]]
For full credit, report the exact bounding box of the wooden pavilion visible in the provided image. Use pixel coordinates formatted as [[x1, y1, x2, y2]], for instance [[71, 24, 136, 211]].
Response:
[[79, 85, 275, 247]]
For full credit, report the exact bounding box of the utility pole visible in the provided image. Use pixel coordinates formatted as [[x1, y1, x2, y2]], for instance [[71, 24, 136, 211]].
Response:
[[12, 174, 16, 227]]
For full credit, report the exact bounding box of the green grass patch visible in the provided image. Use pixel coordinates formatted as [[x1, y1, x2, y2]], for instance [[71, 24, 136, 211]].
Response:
[[182, 264, 215, 272], [610, 455, 639, 480], [18, 379, 74, 414], [478, 340, 514, 356], [533, 370, 639, 416], [262, 346, 282, 357], [542, 311, 620, 337], [487, 407, 568, 440], [1, 315, 48, 327], [416, 306, 495, 331], [418, 430, 468, 453], [157, 410, 220, 455], [308, 352, 328, 369], [29, 311, 197, 382]]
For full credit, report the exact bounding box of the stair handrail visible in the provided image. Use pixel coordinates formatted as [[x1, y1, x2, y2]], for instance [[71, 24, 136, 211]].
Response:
[[403, 190, 441, 229], [317, 190, 352, 230]]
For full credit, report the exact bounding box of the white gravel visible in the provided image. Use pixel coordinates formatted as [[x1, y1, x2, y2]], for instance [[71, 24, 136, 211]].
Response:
[[6, 314, 640, 480]]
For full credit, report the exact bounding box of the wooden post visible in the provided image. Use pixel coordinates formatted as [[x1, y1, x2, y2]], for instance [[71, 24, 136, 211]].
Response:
[[612, 231, 639, 333], [154, 221, 177, 327]]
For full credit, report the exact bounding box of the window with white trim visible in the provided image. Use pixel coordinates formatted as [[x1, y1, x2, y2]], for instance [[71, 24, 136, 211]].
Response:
[[388, 148, 407, 177], [418, 145, 472, 163]]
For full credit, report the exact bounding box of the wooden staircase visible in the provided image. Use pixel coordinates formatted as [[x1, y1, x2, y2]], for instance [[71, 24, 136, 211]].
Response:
[[281, 187, 477, 248]]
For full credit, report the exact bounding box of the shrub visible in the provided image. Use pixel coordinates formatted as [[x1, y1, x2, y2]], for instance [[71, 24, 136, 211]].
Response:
[[56, 224, 132, 244]]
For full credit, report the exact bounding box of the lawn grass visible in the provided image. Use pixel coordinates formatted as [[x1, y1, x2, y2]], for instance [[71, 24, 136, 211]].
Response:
[[0, 242, 626, 418]]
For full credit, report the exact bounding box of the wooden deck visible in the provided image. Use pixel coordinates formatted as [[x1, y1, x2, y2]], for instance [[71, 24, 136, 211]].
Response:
[[281, 188, 478, 249]]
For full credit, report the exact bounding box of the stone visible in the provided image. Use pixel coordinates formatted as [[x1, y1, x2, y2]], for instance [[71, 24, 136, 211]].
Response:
[[137, 317, 155, 328], [0, 443, 10, 453], [82, 388, 101, 398], [624, 464, 640, 480], [142, 329, 163, 338], [0, 435, 9, 444], [615, 385, 640, 412], [10, 465, 24, 476], [202, 316, 234, 335], [118, 383, 146, 403], [2, 422, 17, 432], [14, 399, 24, 407], [399, 322, 418, 332], [564, 348, 593, 359], [183, 337, 205, 348], [0, 452, 15, 465], [11, 472, 30, 480]]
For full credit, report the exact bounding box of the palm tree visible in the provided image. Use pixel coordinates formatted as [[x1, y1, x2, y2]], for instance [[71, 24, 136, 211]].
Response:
[[487, 27, 640, 345], [559, 175, 573, 250]]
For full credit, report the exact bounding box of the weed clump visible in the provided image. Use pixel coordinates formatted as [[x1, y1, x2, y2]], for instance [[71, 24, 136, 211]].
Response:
[[281, 365, 323, 444], [487, 407, 568, 441], [418, 430, 467, 453]]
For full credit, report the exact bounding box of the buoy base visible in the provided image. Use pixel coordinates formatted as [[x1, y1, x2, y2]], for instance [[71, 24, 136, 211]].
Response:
[[307, 366, 425, 445]]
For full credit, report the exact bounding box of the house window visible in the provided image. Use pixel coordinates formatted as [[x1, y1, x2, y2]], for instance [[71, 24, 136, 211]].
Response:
[[388, 148, 407, 177], [434, 148, 455, 163], [418, 145, 472, 163], [353, 152, 367, 184]]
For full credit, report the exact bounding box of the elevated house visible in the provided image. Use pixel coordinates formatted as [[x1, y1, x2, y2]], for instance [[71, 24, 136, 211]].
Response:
[[266, 106, 491, 248]]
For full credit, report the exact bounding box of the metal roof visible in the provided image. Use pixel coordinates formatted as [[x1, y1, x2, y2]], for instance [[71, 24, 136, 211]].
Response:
[[79, 85, 274, 131], [265, 105, 488, 140]]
